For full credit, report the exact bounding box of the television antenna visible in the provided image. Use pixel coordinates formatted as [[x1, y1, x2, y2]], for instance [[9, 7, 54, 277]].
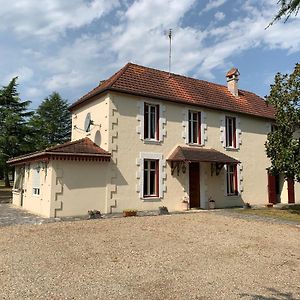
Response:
[[168, 28, 172, 76]]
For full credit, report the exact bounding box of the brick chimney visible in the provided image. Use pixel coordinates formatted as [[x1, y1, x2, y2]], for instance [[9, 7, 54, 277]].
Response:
[[226, 68, 240, 97]]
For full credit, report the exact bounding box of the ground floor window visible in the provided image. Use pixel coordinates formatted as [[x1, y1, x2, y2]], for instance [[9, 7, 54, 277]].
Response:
[[226, 164, 238, 196], [143, 159, 159, 197], [32, 167, 40, 196]]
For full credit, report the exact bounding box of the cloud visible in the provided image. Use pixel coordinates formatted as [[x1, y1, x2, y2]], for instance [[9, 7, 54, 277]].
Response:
[[214, 11, 225, 21], [4, 66, 34, 84], [201, 0, 227, 13], [0, 0, 119, 39]]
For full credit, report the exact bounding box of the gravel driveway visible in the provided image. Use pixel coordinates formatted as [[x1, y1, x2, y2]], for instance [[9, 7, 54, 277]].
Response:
[[0, 212, 299, 300]]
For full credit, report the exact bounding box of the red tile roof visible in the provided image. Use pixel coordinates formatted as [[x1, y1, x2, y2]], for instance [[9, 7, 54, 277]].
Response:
[[69, 63, 275, 120], [7, 138, 110, 165], [167, 146, 240, 164]]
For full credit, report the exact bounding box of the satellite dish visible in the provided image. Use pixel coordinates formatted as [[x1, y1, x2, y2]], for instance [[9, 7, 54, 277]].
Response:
[[84, 113, 93, 132]]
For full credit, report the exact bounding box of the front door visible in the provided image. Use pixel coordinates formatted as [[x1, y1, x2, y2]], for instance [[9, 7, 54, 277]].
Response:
[[268, 173, 276, 204], [189, 162, 200, 208]]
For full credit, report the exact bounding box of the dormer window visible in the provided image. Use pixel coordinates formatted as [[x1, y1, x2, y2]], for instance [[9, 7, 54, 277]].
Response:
[[225, 116, 236, 148], [144, 103, 159, 140]]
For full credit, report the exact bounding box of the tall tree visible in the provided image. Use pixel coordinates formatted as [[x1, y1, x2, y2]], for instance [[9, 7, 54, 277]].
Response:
[[268, 0, 300, 26], [29, 92, 71, 150], [0, 77, 32, 187], [265, 63, 300, 181]]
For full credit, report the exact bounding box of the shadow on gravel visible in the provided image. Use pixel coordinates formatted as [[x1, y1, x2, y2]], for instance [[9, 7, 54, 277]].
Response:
[[240, 287, 300, 299]]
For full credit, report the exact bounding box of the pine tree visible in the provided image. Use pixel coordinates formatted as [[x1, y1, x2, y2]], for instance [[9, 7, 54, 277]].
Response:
[[0, 77, 32, 187], [29, 92, 71, 150], [265, 63, 300, 181], [268, 0, 300, 26]]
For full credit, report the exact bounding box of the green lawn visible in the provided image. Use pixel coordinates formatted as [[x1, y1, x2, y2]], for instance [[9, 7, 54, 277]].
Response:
[[0, 180, 12, 191], [234, 205, 300, 223]]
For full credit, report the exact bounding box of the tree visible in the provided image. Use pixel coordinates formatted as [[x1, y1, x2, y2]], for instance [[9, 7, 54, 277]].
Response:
[[0, 77, 32, 187], [28, 92, 71, 150], [265, 63, 300, 181], [268, 0, 300, 26]]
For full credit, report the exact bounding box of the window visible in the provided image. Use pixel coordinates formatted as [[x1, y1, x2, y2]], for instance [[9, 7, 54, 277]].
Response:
[[225, 116, 236, 148], [32, 167, 40, 196], [188, 111, 201, 144], [143, 159, 159, 197], [226, 164, 238, 196], [144, 103, 159, 140]]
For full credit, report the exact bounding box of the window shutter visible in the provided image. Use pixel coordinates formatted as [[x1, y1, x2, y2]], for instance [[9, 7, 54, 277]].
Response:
[[156, 104, 160, 141], [220, 115, 226, 147]]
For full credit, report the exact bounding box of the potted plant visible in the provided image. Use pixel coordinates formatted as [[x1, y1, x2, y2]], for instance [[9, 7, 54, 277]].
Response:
[[266, 203, 274, 208], [123, 209, 138, 217], [159, 206, 169, 215], [208, 197, 216, 209], [182, 196, 189, 211]]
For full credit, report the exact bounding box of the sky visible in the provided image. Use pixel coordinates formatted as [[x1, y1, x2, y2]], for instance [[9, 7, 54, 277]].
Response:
[[0, 0, 300, 109]]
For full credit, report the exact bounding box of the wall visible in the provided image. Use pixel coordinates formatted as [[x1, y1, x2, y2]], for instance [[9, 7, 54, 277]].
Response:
[[106, 92, 272, 212], [12, 162, 53, 217], [49, 160, 109, 217], [71, 94, 110, 151]]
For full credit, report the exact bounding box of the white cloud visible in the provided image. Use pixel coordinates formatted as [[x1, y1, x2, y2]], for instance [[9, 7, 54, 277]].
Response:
[[202, 0, 227, 13], [214, 11, 225, 21], [4, 66, 34, 84], [0, 0, 119, 39]]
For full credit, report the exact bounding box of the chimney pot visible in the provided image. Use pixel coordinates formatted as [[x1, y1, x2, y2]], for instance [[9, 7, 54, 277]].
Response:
[[226, 68, 240, 97]]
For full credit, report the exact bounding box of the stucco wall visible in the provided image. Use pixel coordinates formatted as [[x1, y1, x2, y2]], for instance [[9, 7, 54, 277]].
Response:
[[12, 163, 52, 217], [50, 160, 109, 217], [71, 94, 110, 151], [104, 92, 273, 211]]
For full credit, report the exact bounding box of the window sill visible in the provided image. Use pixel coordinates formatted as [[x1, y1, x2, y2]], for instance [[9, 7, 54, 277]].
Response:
[[143, 139, 161, 145], [141, 196, 161, 202], [187, 143, 204, 147], [225, 147, 239, 151], [226, 194, 239, 197]]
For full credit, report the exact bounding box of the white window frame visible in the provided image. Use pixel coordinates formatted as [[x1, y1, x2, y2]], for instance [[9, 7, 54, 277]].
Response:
[[143, 159, 159, 198], [32, 166, 41, 196], [144, 103, 159, 141], [136, 100, 166, 143], [225, 116, 236, 148], [188, 110, 201, 144], [136, 152, 165, 200], [226, 164, 238, 196]]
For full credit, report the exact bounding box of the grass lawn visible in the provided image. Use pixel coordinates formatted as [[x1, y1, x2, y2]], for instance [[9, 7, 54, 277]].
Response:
[[233, 204, 300, 222]]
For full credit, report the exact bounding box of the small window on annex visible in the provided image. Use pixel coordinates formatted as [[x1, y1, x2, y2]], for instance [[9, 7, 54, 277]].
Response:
[[143, 159, 159, 198], [144, 103, 159, 140], [188, 111, 201, 144], [225, 116, 236, 148], [32, 167, 41, 196], [226, 164, 238, 196]]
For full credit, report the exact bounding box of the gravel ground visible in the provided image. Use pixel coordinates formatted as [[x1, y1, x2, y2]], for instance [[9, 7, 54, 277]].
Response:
[[0, 212, 300, 300]]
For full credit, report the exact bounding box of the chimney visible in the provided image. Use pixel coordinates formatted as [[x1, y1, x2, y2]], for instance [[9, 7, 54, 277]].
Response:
[[226, 68, 240, 97]]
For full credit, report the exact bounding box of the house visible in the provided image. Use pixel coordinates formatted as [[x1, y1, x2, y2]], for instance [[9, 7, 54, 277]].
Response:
[[8, 63, 299, 217]]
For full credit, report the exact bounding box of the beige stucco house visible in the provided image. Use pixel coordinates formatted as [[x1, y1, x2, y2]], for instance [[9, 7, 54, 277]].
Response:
[[8, 63, 299, 217]]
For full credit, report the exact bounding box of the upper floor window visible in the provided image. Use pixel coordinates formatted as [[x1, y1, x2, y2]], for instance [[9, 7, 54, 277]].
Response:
[[143, 159, 159, 198], [226, 164, 238, 196], [225, 116, 236, 148], [144, 103, 159, 140], [188, 111, 201, 144]]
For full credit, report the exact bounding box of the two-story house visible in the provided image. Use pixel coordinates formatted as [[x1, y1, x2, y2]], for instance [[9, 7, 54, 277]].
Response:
[[8, 63, 298, 217]]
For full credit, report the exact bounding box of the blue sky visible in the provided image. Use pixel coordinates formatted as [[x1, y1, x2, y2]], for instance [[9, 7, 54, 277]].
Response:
[[0, 0, 299, 108]]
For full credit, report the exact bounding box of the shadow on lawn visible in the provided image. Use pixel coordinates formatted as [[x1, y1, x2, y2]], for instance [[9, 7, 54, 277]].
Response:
[[0, 190, 12, 204], [240, 287, 300, 300]]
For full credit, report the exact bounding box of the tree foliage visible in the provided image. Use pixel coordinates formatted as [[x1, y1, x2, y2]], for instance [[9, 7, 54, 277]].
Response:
[[28, 92, 71, 150], [268, 0, 300, 26], [265, 63, 300, 181], [0, 77, 32, 186]]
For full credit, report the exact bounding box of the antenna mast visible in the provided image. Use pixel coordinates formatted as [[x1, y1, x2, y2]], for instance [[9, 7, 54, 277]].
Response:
[[168, 28, 172, 76]]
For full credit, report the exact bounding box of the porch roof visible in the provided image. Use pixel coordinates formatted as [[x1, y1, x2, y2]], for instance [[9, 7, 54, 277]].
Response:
[[7, 138, 111, 166], [167, 146, 240, 164]]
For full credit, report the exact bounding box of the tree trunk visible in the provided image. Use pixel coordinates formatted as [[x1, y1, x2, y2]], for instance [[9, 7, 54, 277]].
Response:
[[4, 166, 11, 188]]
